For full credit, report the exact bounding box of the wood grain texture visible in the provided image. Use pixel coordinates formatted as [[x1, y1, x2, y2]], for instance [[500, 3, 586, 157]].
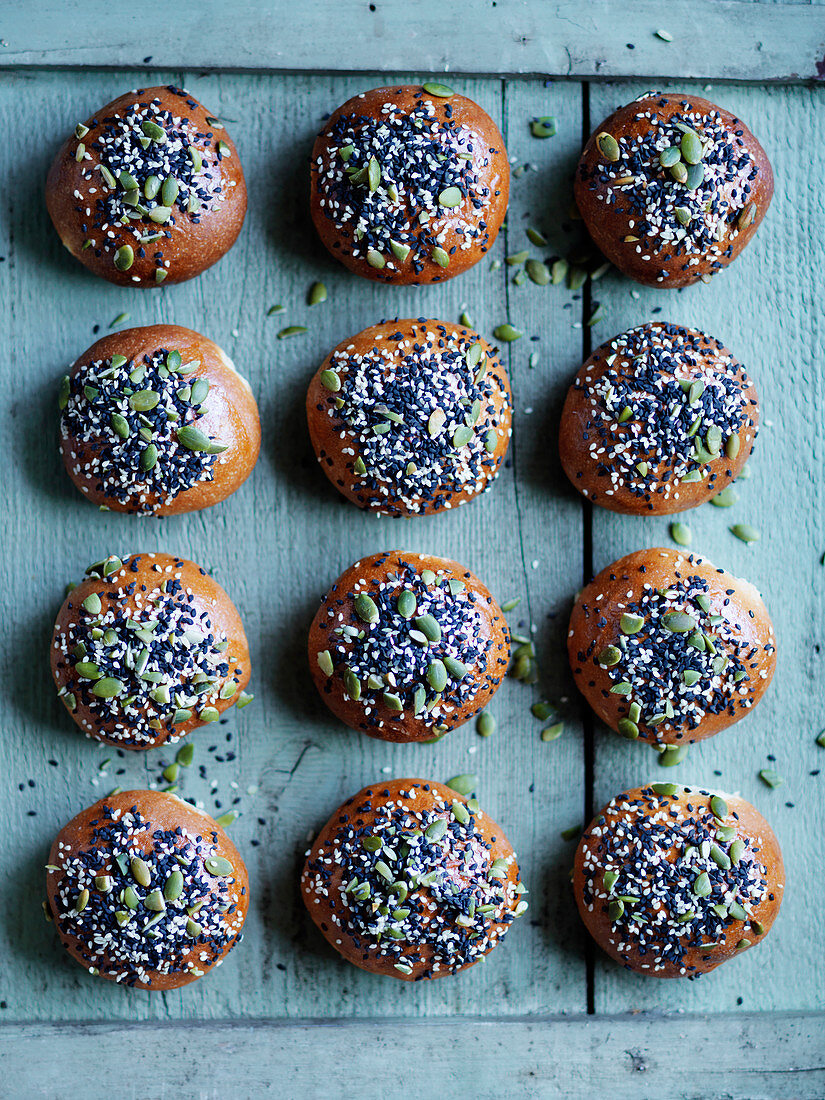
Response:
[[585, 81, 825, 1013], [0, 70, 586, 1022], [2, 0, 825, 83], [2, 1013, 824, 1100]]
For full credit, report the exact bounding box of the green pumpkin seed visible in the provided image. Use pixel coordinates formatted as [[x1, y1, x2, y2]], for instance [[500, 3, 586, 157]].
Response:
[[140, 443, 158, 471], [758, 768, 783, 789], [526, 258, 551, 285], [608, 899, 624, 921], [443, 655, 468, 680], [709, 795, 728, 820], [693, 871, 711, 897], [651, 782, 679, 797], [662, 611, 696, 633], [389, 240, 410, 263], [189, 378, 210, 406], [669, 161, 688, 184], [277, 325, 308, 338], [162, 870, 184, 901], [426, 818, 448, 842], [541, 722, 564, 742], [422, 82, 454, 97], [343, 668, 361, 701], [679, 130, 703, 165], [731, 523, 759, 544], [446, 773, 477, 796], [308, 281, 327, 306], [176, 425, 228, 454], [81, 593, 102, 614], [620, 613, 644, 635], [113, 245, 134, 271], [659, 146, 681, 168], [395, 589, 417, 620], [130, 857, 151, 887], [354, 593, 379, 624], [91, 677, 124, 698], [529, 116, 556, 139], [129, 389, 159, 412], [414, 615, 441, 644], [74, 661, 101, 679], [484, 428, 497, 453], [597, 645, 622, 667], [737, 203, 757, 230], [438, 186, 463, 208], [526, 228, 548, 247], [198, 707, 220, 722], [493, 324, 522, 343], [729, 839, 746, 865], [477, 712, 495, 738], [596, 132, 620, 161], [659, 744, 689, 767], [670, 522, 692, 547], [609, 681, 632, 695], [751, 920, 765, 936], [427, 659, 448, 693], [685, 162, 705, 190], [618, 718, 639, 740], [205, 856, 234, 877], [141, 119, 166, 143], [711, 487, 738, 508], [317, 650, 334, 677], [452, 425, 473, 448], [551, 258, 568, 285], [320, 369, 341, 392], [432, 246, 450, 268]]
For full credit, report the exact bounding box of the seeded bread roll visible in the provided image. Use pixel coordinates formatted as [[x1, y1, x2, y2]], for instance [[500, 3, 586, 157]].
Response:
[[301, 778, 526, 979], [574, 784, 784, 978], [46, 790, 249, 989], [51, 552, 252, 750], [308, 551, 510, 743], [310, 84, 509, 284], [59, 324, 260, 515], [567, 548, 776, 746], [307, 318, 512, 516], [46, 85, 246, 286], [574, 92, 773, 288], [559, 322, 757, 514]]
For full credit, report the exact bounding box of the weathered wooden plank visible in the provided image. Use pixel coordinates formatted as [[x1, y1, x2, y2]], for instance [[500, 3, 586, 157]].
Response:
[[585, 82, 825, 1013], [0, 70, 586, 1022], [2, 0, 825, 84], [2, 1012, 824, 1100]]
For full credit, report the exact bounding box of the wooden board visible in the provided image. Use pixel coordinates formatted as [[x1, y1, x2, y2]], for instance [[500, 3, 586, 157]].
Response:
[[2, 1013, 824, 1100], [3, 0, 825, 84], [0, 2, 823, 1094]]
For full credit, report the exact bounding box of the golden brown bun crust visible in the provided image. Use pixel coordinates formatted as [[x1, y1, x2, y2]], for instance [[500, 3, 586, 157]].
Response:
[[573, 785, 784, 978], [559, 323, 757, 515], [59, 324, 260, 515], [310, 85, 508, 284], [301, 778, 524, 980], [567, 548, 776, 745], [46, 86, 246, 286], [308, 551, 510, 743], [306, 318, 512, 516], [574, 93, 773, 288], [51, 552, 251, 749], [47, 790, 249, 990]]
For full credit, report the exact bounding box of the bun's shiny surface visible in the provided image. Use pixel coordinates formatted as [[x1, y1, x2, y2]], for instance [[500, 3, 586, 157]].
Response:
[[574, 784, 784, 978], [59, 324, 260, 515], [47, 790, 249, 990], [310, 85, 508, 284], [302, 778, 526, 979], [307, 318, 511, 515], [559, 322, 757, 514], [46, 85, 246, 285], [51, 553, 251, 749], [309, 551, 510, 742], [575, 92, 772, 287], [568, 548, 776, 745]]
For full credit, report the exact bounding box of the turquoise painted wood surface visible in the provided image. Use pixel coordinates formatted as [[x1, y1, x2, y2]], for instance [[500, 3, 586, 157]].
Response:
[[0, 0, 824, 1094]]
